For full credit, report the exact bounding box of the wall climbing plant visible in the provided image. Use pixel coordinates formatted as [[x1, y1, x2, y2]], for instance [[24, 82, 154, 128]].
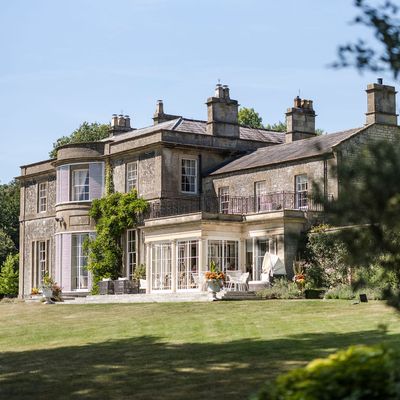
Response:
[[85, 189, 148, 293]]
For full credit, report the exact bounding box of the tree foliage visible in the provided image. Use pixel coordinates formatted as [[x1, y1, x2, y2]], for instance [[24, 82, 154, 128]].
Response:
[[318, 138, 400, 309], [334, 0, 400, 79], [49, 121, 110, 158], [255, 345, 400, 400], [0, 253, 19, 296], [238, 107, 263, 128], [0, 180, 20, 248], [0, 229, 17, 269], [85, 190, 148, 292], [264, 121, 287, 132], [305, 225, 349, 288]]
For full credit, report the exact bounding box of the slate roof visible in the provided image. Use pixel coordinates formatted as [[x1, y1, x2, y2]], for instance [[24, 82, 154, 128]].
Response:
[[107, 117, 285, 144], [210, 126, 367, 175]]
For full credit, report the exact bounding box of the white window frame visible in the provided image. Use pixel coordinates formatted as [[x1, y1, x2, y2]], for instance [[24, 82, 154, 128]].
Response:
[[127, 230, 137, 280], [218, 187, 230, 214], [72, 168, 90, 202], [71, 233, 89, 290], [207, 239, 239, 272], [151, 242, 172, 291], [255, 181, 268, 212], [126, 161, 138, 192], [177, 240, 199, 290], [38, 241, 47, 285], [295, 174, 308, 209], [181, 158, 198, 194], [38, 182, 48, 213]]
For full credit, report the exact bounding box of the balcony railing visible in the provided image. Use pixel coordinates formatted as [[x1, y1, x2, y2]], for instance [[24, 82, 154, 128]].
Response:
[[145, 191, 331, 220]]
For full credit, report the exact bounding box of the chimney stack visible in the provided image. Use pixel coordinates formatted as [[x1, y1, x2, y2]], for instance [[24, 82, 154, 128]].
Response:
[[109, 113, 132, 136], [285, 96, 316, 143], [365, 79, 397, 126], [206, 83, 239, 138], [152, 100, 181, 125]]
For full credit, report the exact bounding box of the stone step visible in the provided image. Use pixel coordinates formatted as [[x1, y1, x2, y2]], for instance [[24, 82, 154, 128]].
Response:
[[60, 292, 211, 304]]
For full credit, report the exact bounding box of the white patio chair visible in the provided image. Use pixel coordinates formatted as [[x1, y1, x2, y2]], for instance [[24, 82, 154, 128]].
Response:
[[226, 271, 242, 291], [237, 272, 250, 291]]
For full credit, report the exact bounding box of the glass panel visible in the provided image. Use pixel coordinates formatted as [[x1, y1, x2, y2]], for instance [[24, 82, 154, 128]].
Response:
[[219, 187, 230, 214], [295, 174, 308, 208], [127, 230, 137, 279], [38, 182, 47, 212], [71, 233, 89, 290], [38, 241, 47, 285], [151, 243, 172, 290], [208, 240, 238, 272], [126, 162, 138, 192], [72, 169, 89, 201], [181, 159, 197, 193], [255, 181, 268, 212], [177, 240, 199, 290]]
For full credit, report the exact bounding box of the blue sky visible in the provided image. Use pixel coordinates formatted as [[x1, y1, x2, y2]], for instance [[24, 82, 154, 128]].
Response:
[[0, 0, 397, 183]]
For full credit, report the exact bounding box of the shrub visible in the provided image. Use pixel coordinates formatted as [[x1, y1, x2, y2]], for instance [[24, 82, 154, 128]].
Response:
[[324, 284, 384, 300], [258, 278, 302, 299], [0, 253, 19, 296], [254, 345, 400, 400], [324, 284, 355, 300], [306, 225, 350, 288]]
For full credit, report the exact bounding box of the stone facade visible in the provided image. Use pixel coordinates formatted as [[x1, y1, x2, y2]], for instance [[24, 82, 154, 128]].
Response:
[[17, 81, 400, 297]]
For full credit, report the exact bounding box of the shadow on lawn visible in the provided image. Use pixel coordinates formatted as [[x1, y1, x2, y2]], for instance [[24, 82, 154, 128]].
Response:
[[1, 330, 400, 400]]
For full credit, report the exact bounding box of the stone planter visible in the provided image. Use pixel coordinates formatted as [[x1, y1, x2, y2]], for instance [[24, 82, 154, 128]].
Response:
[[113, 279, 138, 295], [42, 286, 54, 304], [207, 279, 222, 300], [99, 280, 114, 295]]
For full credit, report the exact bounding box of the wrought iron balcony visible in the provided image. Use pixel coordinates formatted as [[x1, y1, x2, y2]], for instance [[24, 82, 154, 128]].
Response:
[[145, 191, 330, 220]]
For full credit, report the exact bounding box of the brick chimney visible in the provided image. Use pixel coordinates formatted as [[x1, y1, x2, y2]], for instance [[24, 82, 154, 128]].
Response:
[[285, 97, 316, 143], [109, 114, 132, 135], [366, 79, 398, 126], [206, 84, 239, 138], [152, 100, 181, 125]]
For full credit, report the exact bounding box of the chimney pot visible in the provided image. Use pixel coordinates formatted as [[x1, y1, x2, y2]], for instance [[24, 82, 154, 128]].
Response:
[[378, 78, 383, 84], [214, 84, 224, 98]]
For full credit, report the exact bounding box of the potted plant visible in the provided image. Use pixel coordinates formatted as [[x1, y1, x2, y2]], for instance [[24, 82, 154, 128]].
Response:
[[205, 261, 225, 300], [41, 274, 63, 303]]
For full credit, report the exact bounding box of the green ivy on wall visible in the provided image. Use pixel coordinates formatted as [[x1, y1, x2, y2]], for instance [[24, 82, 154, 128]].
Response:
[[85, 189, 148, 293]]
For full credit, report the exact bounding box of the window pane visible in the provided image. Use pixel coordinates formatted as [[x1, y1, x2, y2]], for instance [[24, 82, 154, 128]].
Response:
[[126, 162, 138, 192], [295, 174, 308, 208], [71, 233, 89, 290], [127, 230, 137, 279], [219, 187, 230, 214], [181, 159, 197, 193], [72, 169, 89, 201], [38, 182, 47, 212]]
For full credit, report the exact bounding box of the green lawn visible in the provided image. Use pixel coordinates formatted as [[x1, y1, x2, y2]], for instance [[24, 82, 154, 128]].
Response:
[[1, 300, 400, 400]]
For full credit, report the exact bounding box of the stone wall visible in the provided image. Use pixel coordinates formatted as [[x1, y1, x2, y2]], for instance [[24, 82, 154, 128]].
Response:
[[204, 156, 337, 200]]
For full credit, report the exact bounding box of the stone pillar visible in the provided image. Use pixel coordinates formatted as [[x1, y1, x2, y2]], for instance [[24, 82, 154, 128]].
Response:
[[252, 237, 256, 281], [146, 244, 151, 294], [238, 239, 245, 272], [198, 238, 207, 291], [171, 240, 177, 293]]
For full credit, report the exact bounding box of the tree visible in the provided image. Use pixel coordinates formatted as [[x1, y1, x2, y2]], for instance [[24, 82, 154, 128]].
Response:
[[49, 121, 110, 158], [264, 120, 325, 135], [238, 107, 263, 128], [0, 180, 20, 248], [264, 121, 287, 132], [318, 138, 400, 309], [334, 0, 400, 79], [0, 254, 19, 296], [0, 230, 16, 268]]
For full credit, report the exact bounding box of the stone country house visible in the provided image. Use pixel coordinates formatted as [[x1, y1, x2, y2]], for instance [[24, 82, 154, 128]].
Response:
[[17, 81, 399, 297]]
